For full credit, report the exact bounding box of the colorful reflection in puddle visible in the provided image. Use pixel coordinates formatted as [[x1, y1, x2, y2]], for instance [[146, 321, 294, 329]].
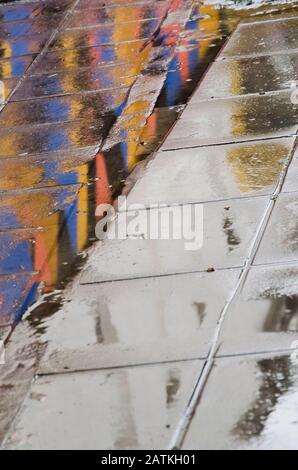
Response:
[[1, 0, 298, 331]]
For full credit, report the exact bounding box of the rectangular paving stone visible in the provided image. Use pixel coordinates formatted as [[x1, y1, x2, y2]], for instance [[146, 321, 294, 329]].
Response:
[[192, 52, 298, 101], [220, 16, 298, 59], [0, 77, 18, 102], [161, 90, 298, 150], [0, 35, 49, 59], [0, 228, 42, 275], [5, 360, 203, 450], [183, 353, 298, 450], [76, 0, 168, 9], [0, 273, 38, 326], [255, 191, 298, 265], [0, 3, 42, 23], [126, 138, 295, 207], [80, 197, 268, 283], [65, 3, 167, 28], [0, 0, 73, 23], [63, 18, 159, 43], [0, 90, 126, 129], [39, 269, 240, 372], [0, 55, 35, 79], [0, 120, 106, 157], [219, 263, 298, 356], [48, 24, 149, 51], [11, 64, 137, 100], [30, 42, 144, 73], [0, 184, 80, 230], [0, 152, 90, 191]]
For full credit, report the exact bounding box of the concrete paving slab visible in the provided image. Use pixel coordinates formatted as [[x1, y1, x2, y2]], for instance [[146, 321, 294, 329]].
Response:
[[0, 153, 90, 191], [39, 269, 240, 373], [0, 273, 37, 326], [0, 0, 74, 23], [220, 17, 298, 59], [255, 191, 298, 265], [48, 26, 147, 52], [126, 138, 295, 207], [0, 228, 43, 275], [29, 42, 142, 74], [0, 36, 49, 59], [161, 91, 298, 150], [62, 18, 160, 44], [80, 197, 268, 284], [0, 120, 104, 158], [76, 0, 162, 8], [182, 353, 298, 450], [11, 64, 137, 100], [0, 55, 35, 80], [192, 52, 298, 101], [0, 78, 19, 102], [0, 184, 80, 230], [282, 147, 298, 193], [219, 264, 298, 357], [0, 321, 46, 445], [0, 91, 125, 129], [65, 4, 168, 28], [5, 360, 203, 450]]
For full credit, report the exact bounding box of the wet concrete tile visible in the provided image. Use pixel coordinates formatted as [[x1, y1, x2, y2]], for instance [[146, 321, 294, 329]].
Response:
[[0, 3, 42, 23], [0, 119, 107, 157], [66, 4, 167, 28], [183, 353, 298, 450], [0, 273, 38, 326], [30, 42, 144, 73], [0, 228, 42, 275], [282, 147, 298, 193], [192, 52, 298, 101], [0, 35, 49, 59], [76, 0, 168, 9], [0, 77, 18, 101], [49, 23, 149, 51], [80, 197, 268, 283], [63, 19, 159, 44], [0, 55, 35, 80], [0, 152, 91, 191], [0, 184, 80, 230], [12, 64, 136, 100], [0, 320, 47, 443], [219, 264, 298, 356], [39, 269, 240, 372], [255, 192, 298, 265], [0, 90, 127, 129], [162, 91, 298, 150], [127, 138, 294, 207], [5, 360, 203, 450], [220, 17, 298, 59]]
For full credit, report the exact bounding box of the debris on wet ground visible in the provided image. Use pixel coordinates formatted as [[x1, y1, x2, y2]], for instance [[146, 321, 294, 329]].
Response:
[[2, 0, 298, 451]]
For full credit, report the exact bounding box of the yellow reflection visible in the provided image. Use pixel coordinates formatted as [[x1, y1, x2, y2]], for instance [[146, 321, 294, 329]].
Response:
[[227, 143, 289, 192]]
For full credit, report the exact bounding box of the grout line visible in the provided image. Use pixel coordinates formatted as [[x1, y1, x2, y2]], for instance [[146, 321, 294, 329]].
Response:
[[161, 133, 298, 152], [79, 265, 243, 286], [37, 346, 297, 378]]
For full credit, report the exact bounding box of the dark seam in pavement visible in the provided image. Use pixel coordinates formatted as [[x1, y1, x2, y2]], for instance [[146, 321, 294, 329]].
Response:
[[37, 347, 298, 378], [161, 132, 298, 151]]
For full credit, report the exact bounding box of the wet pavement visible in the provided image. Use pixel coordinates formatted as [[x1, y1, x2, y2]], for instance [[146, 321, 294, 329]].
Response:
[[2, 0, 298, 451]]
